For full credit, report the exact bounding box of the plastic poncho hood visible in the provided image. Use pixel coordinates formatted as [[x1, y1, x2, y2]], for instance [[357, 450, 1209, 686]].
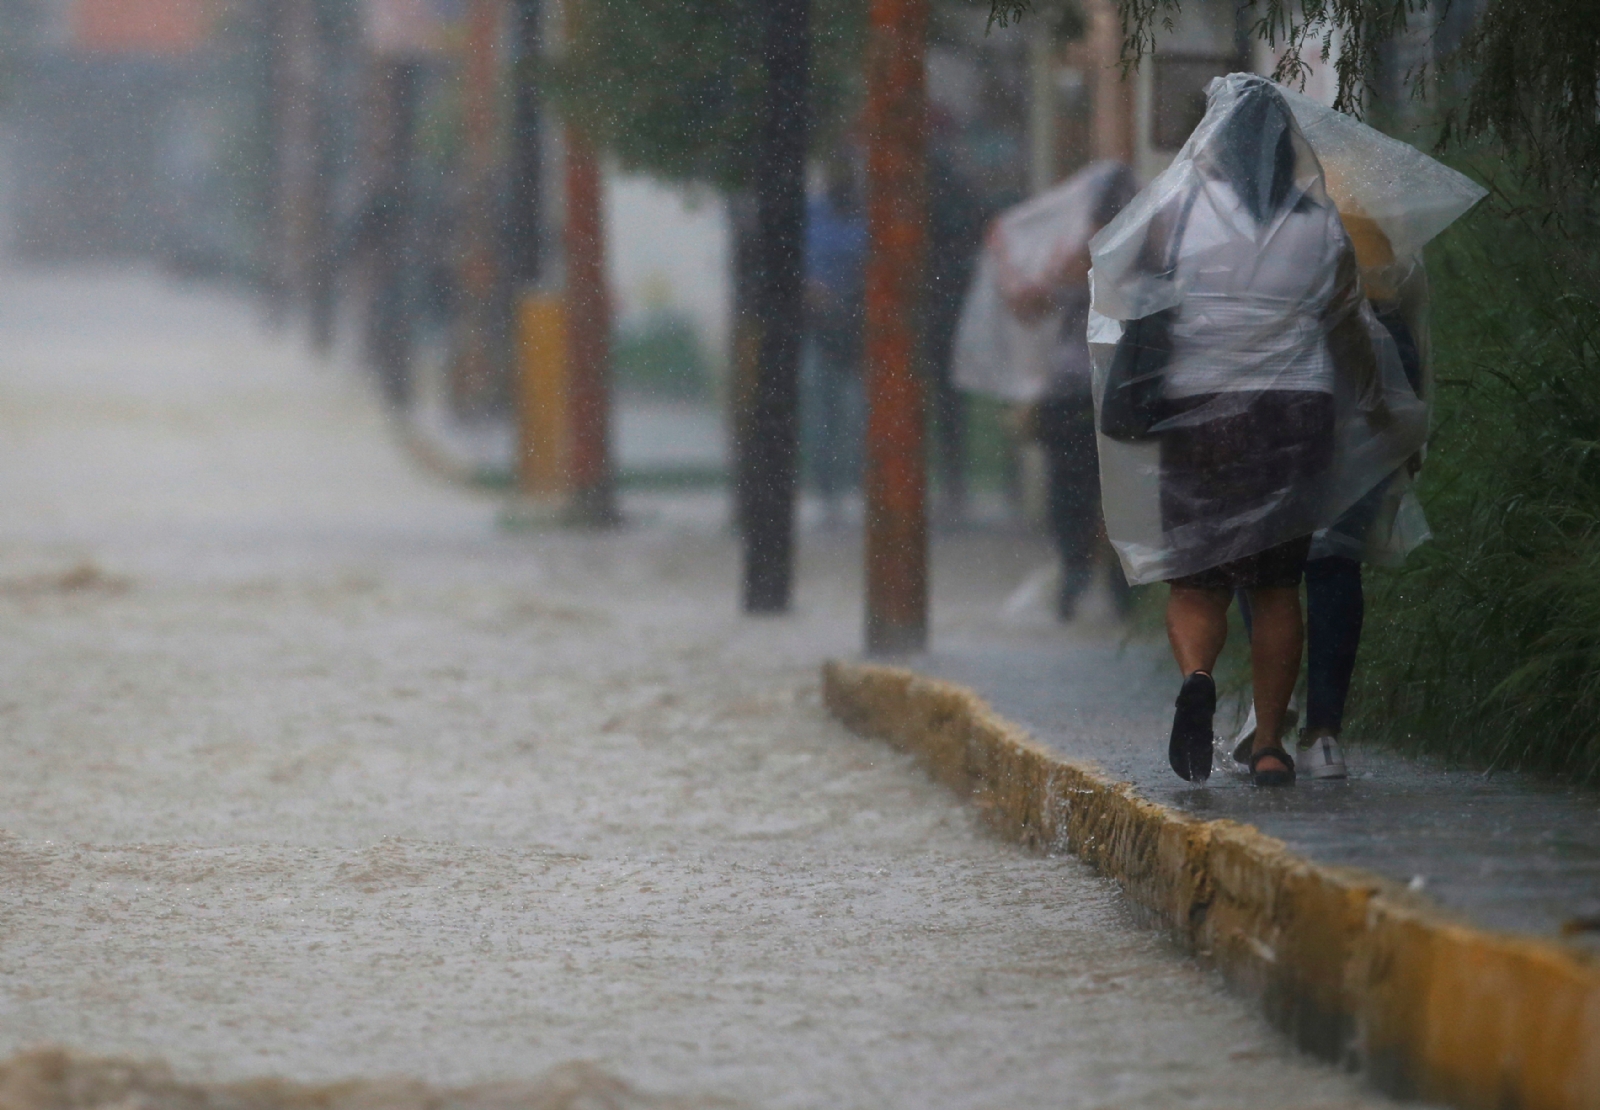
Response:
[[1088, 74, 1435, 585]]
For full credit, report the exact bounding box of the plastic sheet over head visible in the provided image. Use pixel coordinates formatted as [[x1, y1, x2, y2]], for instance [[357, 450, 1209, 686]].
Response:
[[1278, 85, 1487, 300], [952, 161, 1135, 402], [1087, 74, 1437, 585], [1285, 87, 1484, 565]]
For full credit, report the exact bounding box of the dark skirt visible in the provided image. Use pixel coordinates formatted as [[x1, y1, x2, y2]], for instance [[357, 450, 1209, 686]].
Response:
[[1158, 390, 1336, 573]]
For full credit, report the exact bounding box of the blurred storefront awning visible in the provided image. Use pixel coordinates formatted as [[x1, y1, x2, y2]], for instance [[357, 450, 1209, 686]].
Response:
[[71, 0, 210, 55], [365, 0, 464, 58]]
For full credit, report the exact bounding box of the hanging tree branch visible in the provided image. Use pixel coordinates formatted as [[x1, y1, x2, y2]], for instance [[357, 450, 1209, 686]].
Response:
[[991, 0, 1600, 194], [992, 0, 1436, 115], [1447, 0, 1600, 193]]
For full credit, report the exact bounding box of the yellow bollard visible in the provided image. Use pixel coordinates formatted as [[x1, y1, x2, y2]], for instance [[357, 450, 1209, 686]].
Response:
[[516, 293, 570, 498]]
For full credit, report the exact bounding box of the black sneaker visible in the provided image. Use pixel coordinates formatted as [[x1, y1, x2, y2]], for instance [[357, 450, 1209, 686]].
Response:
[[1170, 671, 1216, 782]]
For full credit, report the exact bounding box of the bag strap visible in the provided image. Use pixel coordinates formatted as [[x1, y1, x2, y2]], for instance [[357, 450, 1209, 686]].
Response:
[[1155, 186, 1202, 286]]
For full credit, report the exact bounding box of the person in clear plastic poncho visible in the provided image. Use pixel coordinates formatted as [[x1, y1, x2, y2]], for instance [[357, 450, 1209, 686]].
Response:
[[1088, 74, 1431, 785]]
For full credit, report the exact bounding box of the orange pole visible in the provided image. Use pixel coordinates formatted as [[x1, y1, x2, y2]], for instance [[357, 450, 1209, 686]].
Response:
[[563, 126, 617, 524], [863, 0, 929, 653]]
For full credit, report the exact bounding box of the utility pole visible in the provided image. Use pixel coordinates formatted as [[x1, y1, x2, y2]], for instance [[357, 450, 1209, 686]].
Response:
[[362, 0, 447, 404], [508, 0, 570, 502], [862, 0, 929, 653], [453, 0, 505, 417], [306, 0, 342, 355], [558, 0, 617, 525], [264, 0, 307, 330], [741, 0, 810, 613], [366, 58, 420, 405], [505, 0, 542, 290], [562, 126, 618, 525]]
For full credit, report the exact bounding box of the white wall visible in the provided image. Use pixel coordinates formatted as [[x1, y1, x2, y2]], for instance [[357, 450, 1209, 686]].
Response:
[[604, 171, 731, 373]]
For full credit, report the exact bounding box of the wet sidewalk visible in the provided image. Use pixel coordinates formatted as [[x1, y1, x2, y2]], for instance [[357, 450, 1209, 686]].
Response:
[[915, 625, 1600, 944]]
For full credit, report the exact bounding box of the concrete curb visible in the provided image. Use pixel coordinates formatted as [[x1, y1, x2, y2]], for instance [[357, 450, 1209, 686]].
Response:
[[822, 660, 1600, 1110]]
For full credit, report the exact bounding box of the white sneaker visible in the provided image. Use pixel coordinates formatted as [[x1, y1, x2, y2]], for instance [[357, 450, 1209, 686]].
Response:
[[1297, 733, 1348, 779]]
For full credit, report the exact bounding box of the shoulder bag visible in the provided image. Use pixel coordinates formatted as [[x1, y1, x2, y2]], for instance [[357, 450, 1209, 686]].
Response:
[[1098, 189, 1199, 443]]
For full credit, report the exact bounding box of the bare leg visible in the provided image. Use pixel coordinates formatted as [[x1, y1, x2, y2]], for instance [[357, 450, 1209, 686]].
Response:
[[1166, 586, 1230, 677], [1245, 586, 1302, 775]]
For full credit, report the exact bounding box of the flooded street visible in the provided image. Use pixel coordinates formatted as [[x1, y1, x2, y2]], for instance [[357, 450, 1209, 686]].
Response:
[[0, 268, 1394, 1108]]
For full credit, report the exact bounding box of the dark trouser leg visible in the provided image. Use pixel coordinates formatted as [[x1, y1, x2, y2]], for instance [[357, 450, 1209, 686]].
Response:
[[1038, 398, 1098, 619], [1105, 545, 1133, 616], [1046, 454, 1097, 617], [1304, 555, 1364, 735]]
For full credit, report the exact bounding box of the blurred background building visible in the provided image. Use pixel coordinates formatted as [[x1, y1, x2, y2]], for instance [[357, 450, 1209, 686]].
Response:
[[0, 0, 1467, 516]]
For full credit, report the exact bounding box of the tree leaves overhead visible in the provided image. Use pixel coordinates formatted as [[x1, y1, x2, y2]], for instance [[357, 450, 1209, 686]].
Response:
[[1448, 0, 1600, 194], [991, 0, 1428, 114], [546, 0, 864, 192], [1118, 0, 1426, 116], [992, 0, 1599, 194]]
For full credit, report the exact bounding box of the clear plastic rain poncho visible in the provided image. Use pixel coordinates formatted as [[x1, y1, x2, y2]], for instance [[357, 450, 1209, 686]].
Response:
[[1087, 74, 1478, 585], [952, 161, 1136, 402], [1277, 84, 1487, 565]]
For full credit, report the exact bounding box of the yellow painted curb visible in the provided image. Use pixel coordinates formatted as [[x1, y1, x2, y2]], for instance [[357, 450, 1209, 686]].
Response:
[[823, 660, 1600, 1110]]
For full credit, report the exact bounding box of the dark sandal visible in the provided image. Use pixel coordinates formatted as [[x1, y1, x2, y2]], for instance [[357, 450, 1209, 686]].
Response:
[[1232, 706, 1299, 767], [1169, 672, 1216, 782], [1248, 745, 1296, 787], [1231, 733, 1254, 766]]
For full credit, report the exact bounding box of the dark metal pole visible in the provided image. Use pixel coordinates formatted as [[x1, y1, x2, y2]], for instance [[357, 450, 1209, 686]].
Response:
[[368, 59, 418, 406], [741, 0, 810, 613], [262, 0, 293, 329], [506, 0, 543, 288], [306, 0, 341, 355], [728, 191, 762, 537], [269, 0, 321, 339], [451, 0, 503, 417], [863, 0, 928, 653]]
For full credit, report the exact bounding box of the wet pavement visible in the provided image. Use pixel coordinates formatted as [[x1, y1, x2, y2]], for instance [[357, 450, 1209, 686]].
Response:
[[918, 610, 1600, 943], [0, 264, 1405, 1108]]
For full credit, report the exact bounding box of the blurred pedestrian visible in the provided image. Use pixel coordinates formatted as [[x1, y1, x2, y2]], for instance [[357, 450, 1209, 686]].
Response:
[[1089, 75, 1429, 786], [924, 126, 989, 519], [952, 161, 1138, 620], [344, 181, 412, 406], [800, 155, 867, 520], [997, 164, 1138, 619]]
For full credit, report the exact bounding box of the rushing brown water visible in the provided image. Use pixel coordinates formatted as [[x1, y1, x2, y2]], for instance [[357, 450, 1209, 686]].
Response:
[[0, 266, 1401, 1108]]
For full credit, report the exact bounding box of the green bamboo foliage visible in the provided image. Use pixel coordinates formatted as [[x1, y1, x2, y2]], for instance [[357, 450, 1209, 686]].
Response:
[[542, 0, 865, 192], [1353, 186, 1600, 782]]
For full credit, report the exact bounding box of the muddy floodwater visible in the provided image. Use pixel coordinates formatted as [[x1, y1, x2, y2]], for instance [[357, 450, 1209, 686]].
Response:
[[0, 268, 1398, 1108]]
